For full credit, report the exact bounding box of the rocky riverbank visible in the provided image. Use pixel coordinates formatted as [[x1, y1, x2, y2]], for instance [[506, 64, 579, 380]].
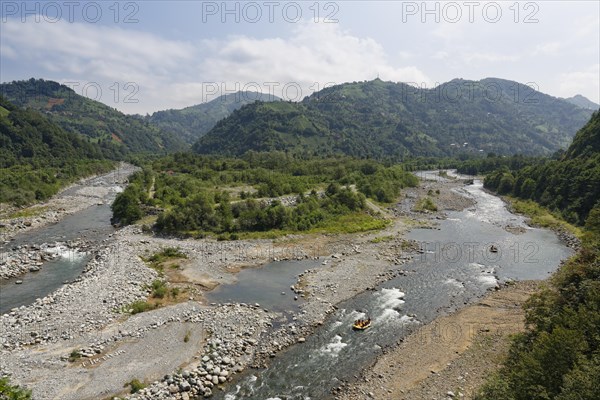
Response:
[[0, 240, 93, 280], [0, 163, 138, 280], [0, 225, 279, 399], [2, 173, 491, 399], [336, 280, 541, 400]]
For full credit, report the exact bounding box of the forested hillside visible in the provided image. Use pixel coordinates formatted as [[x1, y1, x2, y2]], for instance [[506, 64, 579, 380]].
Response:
[[476, 223, 600, 400], [484, 111, 600, 225], [0, 79, 187, 158], [147, 91, 281, 144], [0, 96, 114, 205], [193, 78, 593, 159], [476, 112, 600, 400]]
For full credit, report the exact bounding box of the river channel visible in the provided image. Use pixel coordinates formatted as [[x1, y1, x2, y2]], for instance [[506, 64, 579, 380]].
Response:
[[213, 177, 572, 400]]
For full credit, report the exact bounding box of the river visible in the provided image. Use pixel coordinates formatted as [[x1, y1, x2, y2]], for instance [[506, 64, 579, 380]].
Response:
[[0, 166, 134, 314], [0, 170, 572, 399], [213, 175, 572, 400]]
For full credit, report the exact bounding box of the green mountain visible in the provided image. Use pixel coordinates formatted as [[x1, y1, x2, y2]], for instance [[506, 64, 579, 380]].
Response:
[[193, 78, 593, 158], [0, 96, 114, 205], [147, 91, 281, 144], [566, 110, 600, 158], [0, 79, 187, 158], [563, 94, 600, 110]]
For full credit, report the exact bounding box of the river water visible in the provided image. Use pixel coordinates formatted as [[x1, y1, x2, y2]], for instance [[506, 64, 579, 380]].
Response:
[[1, 170, 573, 399], [0, 169, 129, 314], [213, 176, 572, 400]]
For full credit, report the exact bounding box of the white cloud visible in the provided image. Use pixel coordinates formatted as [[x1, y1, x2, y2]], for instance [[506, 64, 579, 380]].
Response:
[[575, 14, 600, 38], [0, 43, 17, 59], [432, 51, 449, 60], [196, 21, 431, 99], [1, 19, 430, 113], [558, 64, 600, 103], [2, 20, 195, 83], [466, 52, 519, 63], [533, 42, 563, 56]]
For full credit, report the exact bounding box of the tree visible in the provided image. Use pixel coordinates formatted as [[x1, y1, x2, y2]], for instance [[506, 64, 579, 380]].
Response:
[[497, 173, 515, 195], [216, 196, 234, 232], [111, 189, 143, 225], [520, 178, 536, 199], [584, 204, 600, 235]]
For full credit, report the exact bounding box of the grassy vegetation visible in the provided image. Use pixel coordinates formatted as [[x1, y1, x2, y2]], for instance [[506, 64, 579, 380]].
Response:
[[307, 212, 389, 234], [125, 379, 146, 394], [142, 247, 188, 274], [3, 206, 48, 219], [369, 235, 395, 243], [506, 198, 583, 238], [0, 376, 32, 399], [68, 350, 82, 363], [232, 212, 389, 240], [121, 276, 186, 315], [438, 170, 453, 179], [124, 300, 159, 315], [413, 197, 438, 212], [150, 279, 168, 299]]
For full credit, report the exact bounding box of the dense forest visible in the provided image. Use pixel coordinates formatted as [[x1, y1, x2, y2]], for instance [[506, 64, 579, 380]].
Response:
[[0, 96, 114, 206], [193, 78, 593, 159], [476, 111, 600, 399], [111, 152, 418, 237], [475, 214, 600, 400], [484, 111, 600, 225], [0, 79, 187, 158]]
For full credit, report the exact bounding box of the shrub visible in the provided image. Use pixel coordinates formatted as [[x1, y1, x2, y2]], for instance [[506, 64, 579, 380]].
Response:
[[0, 377, 32, 399], [128, 300, 156, 314], [414, 197, 437, 212], [68, 350, 81, 362], [150, 280, 167, 299], [126, 379, 145, 394]]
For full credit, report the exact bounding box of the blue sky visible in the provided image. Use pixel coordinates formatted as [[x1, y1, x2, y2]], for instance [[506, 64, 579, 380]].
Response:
[[1, 1, 598, 114]]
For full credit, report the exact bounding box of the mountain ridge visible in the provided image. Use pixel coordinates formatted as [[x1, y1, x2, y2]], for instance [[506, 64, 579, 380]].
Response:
[[563, 94, 600, 110], [0, 95, 114, 205], [146, 91, 281, 144], [193, 78, 593, 158], [0, 79, 187, 157]]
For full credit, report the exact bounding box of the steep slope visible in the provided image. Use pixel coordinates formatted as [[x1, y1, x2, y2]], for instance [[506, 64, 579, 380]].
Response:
[[566, 110, 600, 158], [193, 78, 593, 158], [485, 111, 600, 225], [563, 94, 600, 110], [147, 91, 281, 144], [0, 96, 113, 204], [476, 115, 600, 400], [0, 96, 103, 164], [0, 79, 187, 157]]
